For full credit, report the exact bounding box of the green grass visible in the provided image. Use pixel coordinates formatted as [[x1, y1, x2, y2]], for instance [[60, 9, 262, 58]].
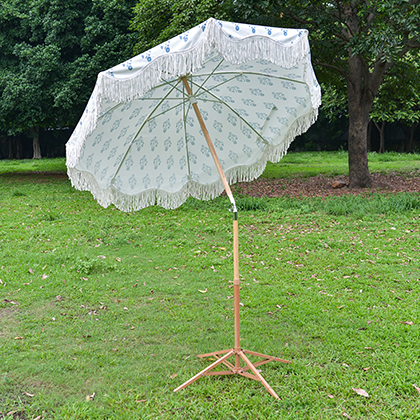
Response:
[[262, 151, 420, 178], [0, 155, 420, 419]]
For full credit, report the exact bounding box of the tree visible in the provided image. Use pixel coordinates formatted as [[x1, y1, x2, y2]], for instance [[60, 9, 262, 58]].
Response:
[[0, 0, 138, 158], [130, 0, 232, 55], [370, 52, 420, 153], [228, 0, 420, 187]]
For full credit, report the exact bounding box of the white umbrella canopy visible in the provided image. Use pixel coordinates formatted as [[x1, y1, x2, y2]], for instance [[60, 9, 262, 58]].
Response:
[[66, 18, 321, 211], [66, 17, 321, 399]]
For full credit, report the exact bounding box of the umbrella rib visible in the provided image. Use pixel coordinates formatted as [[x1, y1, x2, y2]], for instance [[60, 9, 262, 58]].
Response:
[[189, 79, 270, 145], [181, 80, 192, 178], [110, 81, 181, 185], [195, 73, 243, 97], [192, 58, 225, 97], [194, 71, 307, 85], [147, 99, 189, 122]]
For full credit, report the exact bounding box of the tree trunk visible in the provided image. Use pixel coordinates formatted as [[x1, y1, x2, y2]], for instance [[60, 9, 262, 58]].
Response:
[[347, 56, 373, 188], [16, 134, 22, 159], [367, 120, 372, 152], [408, 123, 418, 153], [8, 136, 14, 159], [32, 126, 42, 159], [373, 121, 386, 153]]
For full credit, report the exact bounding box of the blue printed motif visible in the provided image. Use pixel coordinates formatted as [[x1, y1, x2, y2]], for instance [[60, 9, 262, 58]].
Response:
[[179, 156, 186, 170], [150, 137, 158, 151], [148, 120, 157, 133], [129, 174, 137, 190], [294, 96, 307, 107], [229, 151, 238, 163], [153, 156, 161, 170], [177, 138, 184, 152], [139, 156, 148, 170], [169, 174, 177, 188], [227, 114, 237, 126], [143, 174, 151, 189], [129, 108, 142, 120], [86, 153, 94, 168], [121, 102, 132, 112], [250, 88, 264, 96], [141, 51, 152, 62], [263, 102, 276, 110], [262, 67, 278, 74], [101, 112, 113, 125], [213, 121, 223, 132], [258, 77, 273, 86], [135, 116, 146, 128], [164, 137, 172, 152], [228, 132, 238, 144], [135, 137, 144, 151], [227, 86, 242, 93], [202, 164, 212, 176], [100, 139, 111, 153], [256, 112, 268, 120], [176, 120, 183, 133], [94, 160, 102, 174], [161, 41, 171, 53], [237, 75, 251, 83], [212, 103, 223, 114], [189, 153, 197, 164], [242, 98, 256, 107], [201, 110, 209, 121], [100, 167, 108, 181], [114, 176, 122, 190], [166, 155, 174, 169], [201, 145, 211, 157], [110, 119, 121, 132], [185, 116, 195, 127], [220, 95, 235, 103], [125, 156, 134, 171], [186, 133, 195, 145], [92, 133, 103, 147], [108, 147, 117, 160], [281, 81, 296, 90], [114, 153, 124, 167], [242, 126, 252, 138], [235, 108, 249, 117], [277, 117, 289, 126], [213, 74, 227, 82], [156, 174, 164, 188], [272, 92, 287, 101], [161, 101, 171, 113], [242, 145, 252, 158], [286, 107, 297, 117], [214, 139, 224, 150], [162, 119, 171, 133], [118, 127, 128, 139], [124, 134, 134, 146]]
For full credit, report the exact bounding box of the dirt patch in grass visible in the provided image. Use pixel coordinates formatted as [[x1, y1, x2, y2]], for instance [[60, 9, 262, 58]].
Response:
[[236, 172, 420, 199]]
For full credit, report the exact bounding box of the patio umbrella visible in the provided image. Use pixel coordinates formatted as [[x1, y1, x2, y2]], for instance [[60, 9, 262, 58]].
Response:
[[66, 17, 321, 399]]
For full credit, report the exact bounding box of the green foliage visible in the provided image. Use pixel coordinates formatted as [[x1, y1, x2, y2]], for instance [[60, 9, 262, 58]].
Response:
[[0, 0, 138, 136], [130, 0, 232, 54]]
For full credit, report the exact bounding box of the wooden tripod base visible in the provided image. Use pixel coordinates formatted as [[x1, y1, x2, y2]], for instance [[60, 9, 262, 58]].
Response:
[[173, 348, 291, 399]]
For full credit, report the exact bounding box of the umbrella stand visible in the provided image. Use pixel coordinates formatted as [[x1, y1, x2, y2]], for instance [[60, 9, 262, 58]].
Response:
[[173, 77, 291, 399]]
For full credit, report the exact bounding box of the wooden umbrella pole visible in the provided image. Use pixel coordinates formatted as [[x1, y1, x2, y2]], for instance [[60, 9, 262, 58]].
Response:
[[181, 77, 241, 365], [174, 76, 291, 399]]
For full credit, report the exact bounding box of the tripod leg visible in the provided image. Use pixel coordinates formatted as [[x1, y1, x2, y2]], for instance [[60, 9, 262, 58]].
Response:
[[240, 351, 280, 399], [174, 349, 235, 393]]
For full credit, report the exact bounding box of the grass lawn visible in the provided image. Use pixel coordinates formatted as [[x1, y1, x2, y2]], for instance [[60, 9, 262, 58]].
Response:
[[0, 153, 419, 419]]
